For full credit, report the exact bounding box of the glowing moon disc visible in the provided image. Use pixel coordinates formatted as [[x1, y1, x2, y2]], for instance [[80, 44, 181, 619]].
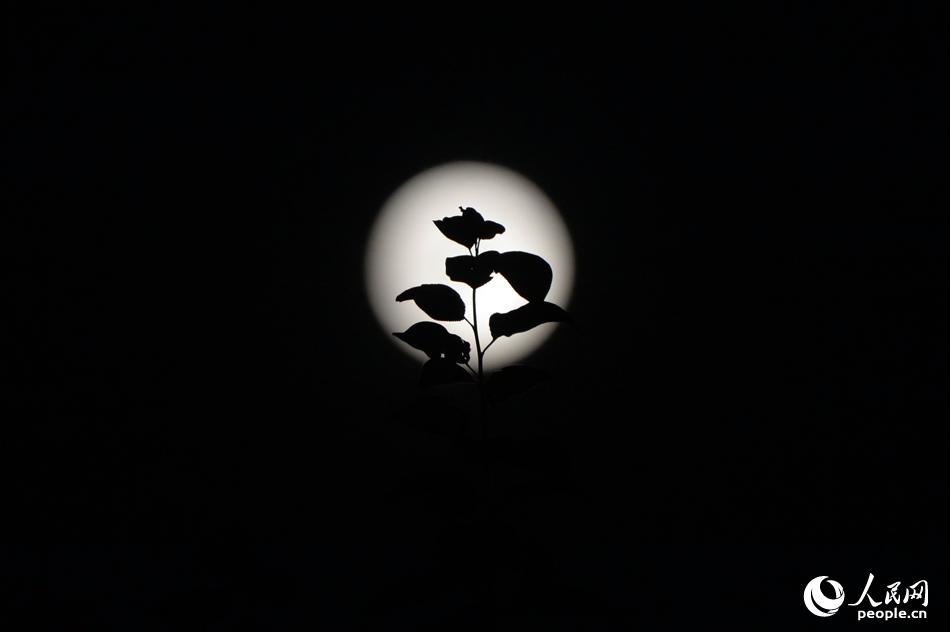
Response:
[[365, 161, 575, 369]]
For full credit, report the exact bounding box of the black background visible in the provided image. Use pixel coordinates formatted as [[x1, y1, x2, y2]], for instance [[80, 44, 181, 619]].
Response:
[[7, 5, 948, 629]]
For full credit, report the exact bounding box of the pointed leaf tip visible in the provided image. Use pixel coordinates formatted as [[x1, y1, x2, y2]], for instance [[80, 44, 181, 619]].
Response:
[[396, 284, 465, 321], [393, 321, 471, 363], [479, 220, 506, 239], [489, 302, 570, 338]]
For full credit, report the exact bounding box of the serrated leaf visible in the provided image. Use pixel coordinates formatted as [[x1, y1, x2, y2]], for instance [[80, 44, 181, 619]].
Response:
[[492, 251, 553, 302], [489, 302, 570, 338], [396, 284, 465, 321], [393, 322, 471, 363]]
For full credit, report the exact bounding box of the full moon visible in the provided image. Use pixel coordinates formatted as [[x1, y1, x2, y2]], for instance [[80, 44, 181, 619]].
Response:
[[365, 161, 575, 369]]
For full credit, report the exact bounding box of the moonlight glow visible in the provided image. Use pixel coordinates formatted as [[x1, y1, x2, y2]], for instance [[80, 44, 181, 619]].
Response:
[[365, 161, 575, 369]]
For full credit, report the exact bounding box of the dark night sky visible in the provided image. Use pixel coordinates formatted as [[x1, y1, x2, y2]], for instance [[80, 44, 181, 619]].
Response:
[[7, 5, 949, 629]]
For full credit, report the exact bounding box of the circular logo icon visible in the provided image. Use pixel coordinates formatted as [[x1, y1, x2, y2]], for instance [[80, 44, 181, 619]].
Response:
[[804, 576, 845, 617]]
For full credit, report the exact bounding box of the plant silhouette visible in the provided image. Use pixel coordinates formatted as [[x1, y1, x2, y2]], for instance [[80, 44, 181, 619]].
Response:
[[393, 206, 571, 437]]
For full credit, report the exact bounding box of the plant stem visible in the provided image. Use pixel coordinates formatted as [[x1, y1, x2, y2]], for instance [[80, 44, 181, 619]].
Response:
[[472, 289, 483, 380], [470, 287, 487, 440]]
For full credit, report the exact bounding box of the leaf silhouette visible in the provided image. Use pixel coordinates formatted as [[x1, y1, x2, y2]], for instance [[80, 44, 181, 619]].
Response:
[[492, 251, 553, 302], [489, 302, 570, 338], [478, 220, 506, 240], [393, 322, 471, 363], [445, 251, 501, 289], [420, 358, 474, 388], [487, 365, 550, 402], [434, 207, 505, 248], [434, 214, 478, 249], [396, 284, 465, 321]]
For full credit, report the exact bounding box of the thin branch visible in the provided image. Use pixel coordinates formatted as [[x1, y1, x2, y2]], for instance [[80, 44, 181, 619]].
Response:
[[463, 362, 478, 378], [471, 286, 487, 440], [472, 288, 482, 380], [481, 337, 497, 357]]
